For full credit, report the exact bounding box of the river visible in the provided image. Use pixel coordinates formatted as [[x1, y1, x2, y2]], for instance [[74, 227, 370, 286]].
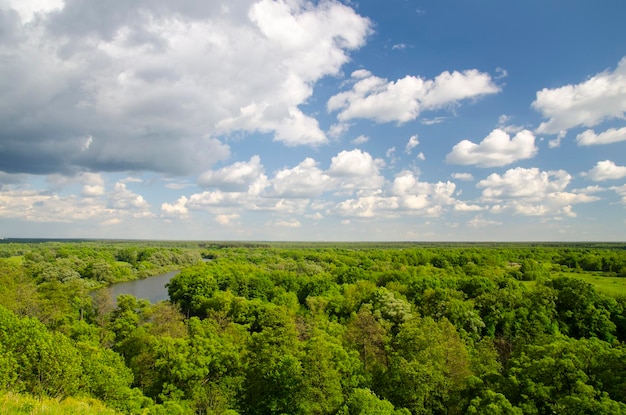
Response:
[[99, 270, 179, 306]]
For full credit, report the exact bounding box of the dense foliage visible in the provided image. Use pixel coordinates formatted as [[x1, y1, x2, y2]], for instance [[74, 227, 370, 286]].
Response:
[[0, 240, 625, 414]]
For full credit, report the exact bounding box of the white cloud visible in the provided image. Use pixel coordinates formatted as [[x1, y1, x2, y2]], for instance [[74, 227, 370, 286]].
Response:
[[215, 213, 239, 225], [271, 158, 332, 198], [327, 149, 385, 192], [164, 180, 194, 190], [335, 195, 399, 218], [308, 212, 324, 220], [328, 122, 351, 139], [391, 170, 456, 209], [495, 67, 508, 79], [198, 156, 267, 191], [2, 0, 63, 23], [477, 167, 597, 217], [584, 160, 626, 181], [186, 190, 248, 209], [214, 0, 372, 146], [352, 135, 369, 145], [161, 196, 189, 218], [576, 127, 626, 146], [451, 173, 474, 181], [455, 202, 484, 212], [0, 0, 371, 176], [0, 189, 81, 222], [386, 147, 396, 159], [327, 68, 499, 124], [218, 104, 328, 146], [497, 114, 525, 134], [574, 185, 604, 195], [108, 182, 150, 210], [77, 172, 105, 197], [328, 149, 382, 177], [478, 167, 571, 200], [256, 198, 310, 214], [533, 57, 626, 134], [548, 130, 567, 149], [0, 180, 152, 224], [329, 170, 464, 219], [272, 219, 302, 228], [467, 215, 501, 227], [611, 184, 626, 205], [405, 134, 419, 154], [391, 170, 421, 196], [446, 129, 537, 167], [420, 117, 447, 125]]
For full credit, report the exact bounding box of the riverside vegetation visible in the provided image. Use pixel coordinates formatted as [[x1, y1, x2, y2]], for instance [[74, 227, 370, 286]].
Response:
[[0, 240, 626, 414]]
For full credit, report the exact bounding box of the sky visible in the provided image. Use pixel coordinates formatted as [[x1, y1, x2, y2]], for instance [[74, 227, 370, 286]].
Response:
[[1, 0, 626, 241]]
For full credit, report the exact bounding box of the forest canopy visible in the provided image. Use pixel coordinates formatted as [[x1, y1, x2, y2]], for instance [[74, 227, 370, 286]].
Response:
[[0, 240, 625, 414]]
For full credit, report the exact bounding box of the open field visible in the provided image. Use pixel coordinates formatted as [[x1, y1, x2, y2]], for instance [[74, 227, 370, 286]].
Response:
[[559, 271, 626, 296]]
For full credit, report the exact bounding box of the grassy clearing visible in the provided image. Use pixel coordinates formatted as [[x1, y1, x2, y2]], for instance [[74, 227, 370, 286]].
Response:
[[521, 272, 625, 297], [560, 271, 626, 297], [0, 392, 118, 415]]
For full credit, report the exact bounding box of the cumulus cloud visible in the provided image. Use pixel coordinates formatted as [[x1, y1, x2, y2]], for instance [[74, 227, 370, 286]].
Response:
[[477, 167, 597, 217], [198, 156, 266, 191], [160, 148, 391, 220], [467, 215, 501, 227], [405, 134, 419, 154], [584, 160, 626, 181], [271, 149, 388, 198], [329, 149, 382, 176], [451, 173, 474, 181], [327, 149, 385, 192], [335, 195, 400, 218], [0, 179, 151, 223], [388, 170, 457, 213], [271, 158, 332, 198], [352, 135, 369, 145], [576, 127, 626, 146], [455, 203, 484, 212], [161, 196, 189, 218], [548, 130, 567, 149], [272, 219, 301, 228], [215, 213, 240, 225], [107, 182, 150, 210], [533, 57, 626, 134], [0, 0, 371, 176], [497, 114, 525, 134], [186, 190, 248, 210], [80, 173, 106, 197], [478, 167, 571, 200], [611, 184, 626, 205], [327, 68, 499, 124], [446, 129, 537, 167], [0, 189, 82, 222]]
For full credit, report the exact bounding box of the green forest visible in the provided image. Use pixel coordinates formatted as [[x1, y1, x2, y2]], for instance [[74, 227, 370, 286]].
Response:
[[1, 240, 626, 414]]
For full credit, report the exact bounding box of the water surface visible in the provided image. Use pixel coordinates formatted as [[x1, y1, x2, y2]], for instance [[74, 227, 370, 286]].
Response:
[[100, 270, 179, 306]]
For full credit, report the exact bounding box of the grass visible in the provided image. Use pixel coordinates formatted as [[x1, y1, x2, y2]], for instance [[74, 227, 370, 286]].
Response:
[[0, 392, 119, 415], [520, 272, 625, 297], [560, 271, 626, 297]]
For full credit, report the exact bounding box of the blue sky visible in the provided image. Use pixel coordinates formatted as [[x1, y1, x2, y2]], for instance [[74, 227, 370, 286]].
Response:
[[1, 0, 625, 241]]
